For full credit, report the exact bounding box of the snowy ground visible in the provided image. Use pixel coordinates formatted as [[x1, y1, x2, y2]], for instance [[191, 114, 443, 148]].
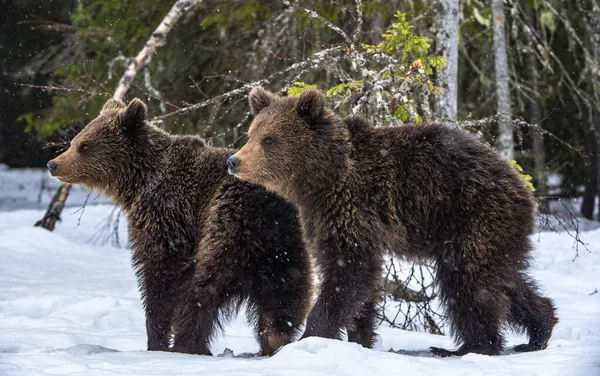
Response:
[[1, 170, 600, 375]]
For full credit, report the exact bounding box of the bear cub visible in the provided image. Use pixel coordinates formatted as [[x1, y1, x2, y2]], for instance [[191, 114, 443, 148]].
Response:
[[48, 98, 312, 356], [228, 88, 558, 357]]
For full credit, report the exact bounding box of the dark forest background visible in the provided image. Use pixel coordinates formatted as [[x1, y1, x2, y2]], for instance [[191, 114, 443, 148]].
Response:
[[1, 0, 599, 220]]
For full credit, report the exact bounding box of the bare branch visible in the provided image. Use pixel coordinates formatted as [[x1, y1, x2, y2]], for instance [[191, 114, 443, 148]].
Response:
[[537, 199, 590, 261], [151, 46, 343, 121], [113, 0, 202, 100], [143, 67, 166, 113], [281, 0, 354, 48], [377, 257, 444, 335], [108, 54, 129, 80]]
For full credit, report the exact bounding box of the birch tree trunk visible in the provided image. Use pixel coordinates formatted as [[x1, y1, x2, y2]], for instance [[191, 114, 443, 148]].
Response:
[[582, 0, 600, 220], [435, 0, 459, 121], [36, 0, 202, 231], [113, 0, 201, 100], [492, 0, 514, 160]]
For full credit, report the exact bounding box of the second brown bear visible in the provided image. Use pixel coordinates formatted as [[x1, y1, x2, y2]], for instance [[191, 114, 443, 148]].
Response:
[[48, 98, 312, 356], [229, 87, 558, 357]]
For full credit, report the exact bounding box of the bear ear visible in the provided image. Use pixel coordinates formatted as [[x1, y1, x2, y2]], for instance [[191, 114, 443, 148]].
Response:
[[102, 98, 126, 113], [296, 89, 325, 124], [120, 98, 147, 132], [249, 87, 274, 115]]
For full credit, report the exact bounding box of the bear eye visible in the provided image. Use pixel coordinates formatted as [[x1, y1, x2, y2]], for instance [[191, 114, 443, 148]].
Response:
[[79, 143, 88, 152], [262, 137, 275, 146]]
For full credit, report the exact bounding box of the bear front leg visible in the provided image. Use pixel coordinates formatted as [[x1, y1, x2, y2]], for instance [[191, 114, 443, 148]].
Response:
[[136, 252, 191, 351], [302, 279, 378, 342], [143, 280, 178, 351], [144, 300, 171, 351], [302, 237, 382, 345]]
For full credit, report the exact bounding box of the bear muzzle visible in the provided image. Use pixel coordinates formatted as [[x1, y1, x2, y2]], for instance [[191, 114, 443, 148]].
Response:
[[227, 155, 241, 175], [47, 160, 58, 175]]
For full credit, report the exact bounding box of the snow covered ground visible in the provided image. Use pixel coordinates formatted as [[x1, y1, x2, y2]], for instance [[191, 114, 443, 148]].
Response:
[[1, 170, 600, 375]]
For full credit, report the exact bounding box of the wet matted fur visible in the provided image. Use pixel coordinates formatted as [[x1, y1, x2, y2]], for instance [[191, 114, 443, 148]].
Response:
[[229, 88, 558, 357], [49, 98, 312, 356]]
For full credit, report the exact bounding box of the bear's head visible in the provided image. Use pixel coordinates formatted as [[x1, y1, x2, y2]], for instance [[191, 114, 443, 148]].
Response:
[[47, 98, 149, 192], [228, 87, 349, 197]]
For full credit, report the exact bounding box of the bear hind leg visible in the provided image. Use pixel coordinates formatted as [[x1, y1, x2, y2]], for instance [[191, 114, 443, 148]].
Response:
[[171, 265, 242, 355], [431, 261, 509, 357], [430, 289, 508, 357], [258, 323, 292, 356], [170, 280, 219, 355], [249, 266, 309, 356], [253, 307, 303, 356], [347, 297, 377, 348], [508, 274, 558, 352]]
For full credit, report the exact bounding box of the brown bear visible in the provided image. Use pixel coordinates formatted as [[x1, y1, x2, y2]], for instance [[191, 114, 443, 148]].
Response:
[[48, 98, 312, 356], [227, 87, 558, 357]]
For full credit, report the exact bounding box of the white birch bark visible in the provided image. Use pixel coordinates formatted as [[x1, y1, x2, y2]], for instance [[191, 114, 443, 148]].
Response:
[[113, 0, 202, 100], [435, 0, 459, 122], [492, 0, 514, 160]]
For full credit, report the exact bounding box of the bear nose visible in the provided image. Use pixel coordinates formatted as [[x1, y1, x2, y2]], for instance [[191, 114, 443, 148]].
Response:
[[227, 156, 241, 173], [47, 160, 58, 174]]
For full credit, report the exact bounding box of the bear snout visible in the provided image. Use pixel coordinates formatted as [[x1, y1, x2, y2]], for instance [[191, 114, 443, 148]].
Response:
[[227, 155, 241, 175], [47, 160, 58, 175]]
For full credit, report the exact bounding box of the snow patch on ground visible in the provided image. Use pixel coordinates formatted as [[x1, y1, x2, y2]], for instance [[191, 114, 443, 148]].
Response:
[[0, 205, 599, 375]]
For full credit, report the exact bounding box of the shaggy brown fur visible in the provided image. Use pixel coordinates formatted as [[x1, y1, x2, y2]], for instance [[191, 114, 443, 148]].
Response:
[[49, 98, 311, 356], [228, 88, 558, 357]]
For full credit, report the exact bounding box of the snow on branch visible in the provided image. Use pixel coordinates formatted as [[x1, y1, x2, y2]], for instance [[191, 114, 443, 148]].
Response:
[[113, 0, 202, 100], [151, 46, 344, 121]]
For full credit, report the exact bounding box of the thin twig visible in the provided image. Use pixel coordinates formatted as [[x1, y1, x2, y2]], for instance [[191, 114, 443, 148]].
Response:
[[151, 46, 343, 121], [281, 0, 354, 48]]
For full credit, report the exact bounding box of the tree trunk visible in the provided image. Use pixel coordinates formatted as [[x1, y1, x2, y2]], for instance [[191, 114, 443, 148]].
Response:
[[595, 114, 600, 220], [435, 0, 459, 121], [34, 183, 72, 231], [592, 2, 600, 220], [581, 0, 600, 220], [522, 5, 548, 211], [582, 127, 598, 219], [492, 0, 514, 160], [529, 74, 548, 212], [36, 0, 202, 231]]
